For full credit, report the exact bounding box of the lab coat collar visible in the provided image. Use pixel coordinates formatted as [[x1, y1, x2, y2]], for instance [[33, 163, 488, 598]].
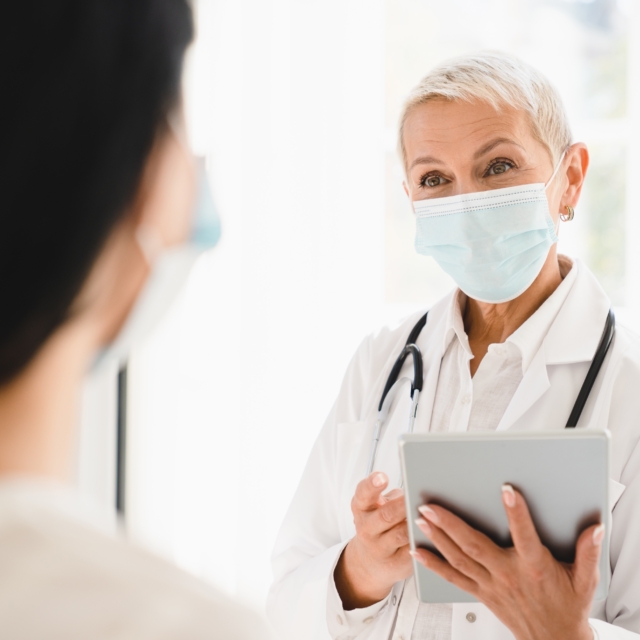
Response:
[[507, 254, 577, 375], [441, 290, 473, 358], [542, 258, 611, 366]]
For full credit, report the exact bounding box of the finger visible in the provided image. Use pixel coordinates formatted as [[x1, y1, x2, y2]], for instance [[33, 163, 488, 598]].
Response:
[[573, 523, 604, 594], [419, 505, 504, 572], [352, 472, 388, 512], [502, 485, 545, 565], [409, 547, 478, 596], [383, 488, 404, 502], [379, 519, 410, 549], [368, 494, 408, 535], [378, 493, 407, 526], [415, 518, 490, 583]]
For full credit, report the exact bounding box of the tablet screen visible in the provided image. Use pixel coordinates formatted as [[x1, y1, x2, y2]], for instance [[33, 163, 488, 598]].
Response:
[[399, 430, 609, 603]]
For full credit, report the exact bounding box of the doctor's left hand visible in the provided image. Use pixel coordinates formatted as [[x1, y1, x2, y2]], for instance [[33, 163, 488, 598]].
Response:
[[410, 485, 603, 640]]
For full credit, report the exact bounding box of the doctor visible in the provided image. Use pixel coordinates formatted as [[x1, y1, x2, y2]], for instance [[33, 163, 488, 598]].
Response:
[[268, 52, 640, 639]]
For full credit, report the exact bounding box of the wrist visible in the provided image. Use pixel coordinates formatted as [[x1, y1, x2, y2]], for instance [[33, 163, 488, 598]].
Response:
[[334, 539, 394, 610], [576, 622, 595, 640], [531, 622, 593, 640]]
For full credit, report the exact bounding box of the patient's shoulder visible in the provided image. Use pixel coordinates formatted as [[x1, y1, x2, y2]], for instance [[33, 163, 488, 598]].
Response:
[[0, 491, 272, 640]]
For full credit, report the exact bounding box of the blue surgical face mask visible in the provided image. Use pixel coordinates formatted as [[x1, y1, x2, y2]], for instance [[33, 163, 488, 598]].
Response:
[[413, 153, 566, 304], [92, 157, 220, 372]]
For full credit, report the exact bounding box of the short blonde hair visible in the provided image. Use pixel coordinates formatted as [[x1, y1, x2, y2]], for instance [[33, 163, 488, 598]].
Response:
[[398, 51, 572, 169]]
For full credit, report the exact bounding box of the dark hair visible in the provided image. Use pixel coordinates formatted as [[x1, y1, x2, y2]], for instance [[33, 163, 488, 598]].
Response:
[[0, 0, 193, 384]]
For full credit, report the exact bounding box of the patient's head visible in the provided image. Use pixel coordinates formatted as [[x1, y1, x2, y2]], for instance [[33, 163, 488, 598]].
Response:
[[0, 0, 194, 385]]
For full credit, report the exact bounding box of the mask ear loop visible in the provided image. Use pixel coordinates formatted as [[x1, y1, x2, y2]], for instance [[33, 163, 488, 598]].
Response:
[[134, 113, 183, 267], [545, 150, 568, 237], [545, 150, 567, 189]]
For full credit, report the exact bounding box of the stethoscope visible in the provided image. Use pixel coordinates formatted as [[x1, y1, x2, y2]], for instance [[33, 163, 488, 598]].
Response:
[[366, 308, 616, 477]]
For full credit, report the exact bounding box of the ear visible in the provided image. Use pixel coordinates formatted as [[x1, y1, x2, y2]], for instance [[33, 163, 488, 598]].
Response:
[[131, 123, 196, 254], [560, 143, 589, 210]]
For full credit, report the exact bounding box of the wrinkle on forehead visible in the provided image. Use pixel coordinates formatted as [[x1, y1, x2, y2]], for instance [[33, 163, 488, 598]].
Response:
[[402, 99, 549, 167]]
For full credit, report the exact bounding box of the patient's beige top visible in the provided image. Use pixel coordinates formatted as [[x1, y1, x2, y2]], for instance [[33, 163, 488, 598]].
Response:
[[0, 479, 272, 640]]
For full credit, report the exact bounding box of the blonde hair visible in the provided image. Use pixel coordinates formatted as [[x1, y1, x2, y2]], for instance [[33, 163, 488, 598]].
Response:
[[398, 51, 572, 169]]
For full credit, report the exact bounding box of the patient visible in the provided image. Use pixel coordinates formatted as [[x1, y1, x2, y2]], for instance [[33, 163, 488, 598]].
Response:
[[0, 2, 272, 638]]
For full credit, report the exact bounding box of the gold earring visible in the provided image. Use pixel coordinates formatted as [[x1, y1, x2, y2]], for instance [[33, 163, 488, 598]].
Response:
[[560, 205, 574, 222]]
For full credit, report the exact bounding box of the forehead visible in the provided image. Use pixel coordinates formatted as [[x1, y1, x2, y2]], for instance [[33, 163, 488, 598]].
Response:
[[402, 99, 542, 164]]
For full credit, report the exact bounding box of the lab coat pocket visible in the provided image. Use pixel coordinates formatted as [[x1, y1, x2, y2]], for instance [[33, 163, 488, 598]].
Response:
[[335, 421, 369, 538]]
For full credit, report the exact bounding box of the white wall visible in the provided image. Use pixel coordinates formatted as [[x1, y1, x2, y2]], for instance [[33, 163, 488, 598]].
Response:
[[125, 0, 388, 608]]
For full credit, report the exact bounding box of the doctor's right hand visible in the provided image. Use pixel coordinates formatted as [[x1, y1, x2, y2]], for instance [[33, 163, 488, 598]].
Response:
[[334, 472, 412, 610]]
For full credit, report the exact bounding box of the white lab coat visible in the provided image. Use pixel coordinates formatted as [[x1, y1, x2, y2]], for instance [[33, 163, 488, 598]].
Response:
[[267, 260, 640, 640]]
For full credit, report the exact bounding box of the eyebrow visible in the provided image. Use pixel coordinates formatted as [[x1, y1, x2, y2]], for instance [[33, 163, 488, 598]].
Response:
[[408, 155, 445, 171], [473, 137, 525, 159], [408, 137, 526, 171]]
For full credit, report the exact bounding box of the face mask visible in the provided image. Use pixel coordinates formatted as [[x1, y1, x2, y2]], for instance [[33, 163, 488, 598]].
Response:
[[413, 153, 565, 304], [92, 157, 220, 372]]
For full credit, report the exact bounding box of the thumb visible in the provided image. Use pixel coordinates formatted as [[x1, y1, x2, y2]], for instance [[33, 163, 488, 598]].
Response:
[[573, 523, 604, 594], [352, 472, 389, 512]]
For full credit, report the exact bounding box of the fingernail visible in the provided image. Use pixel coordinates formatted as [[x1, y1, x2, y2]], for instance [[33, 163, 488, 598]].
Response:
[[372, 472, 387, 487], [415, 517, 432, 536], [593, 524, 605, 546], [502, 484, 516, 508], [418, 505, 439, 524], [409, 550, 422, 561]]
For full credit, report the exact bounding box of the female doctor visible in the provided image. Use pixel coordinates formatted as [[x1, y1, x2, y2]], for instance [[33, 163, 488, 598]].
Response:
[[267, 52, 640, 640]]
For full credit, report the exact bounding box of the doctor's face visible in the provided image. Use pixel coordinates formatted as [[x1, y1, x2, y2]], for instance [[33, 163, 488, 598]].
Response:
[[402, 99, 566, 213]]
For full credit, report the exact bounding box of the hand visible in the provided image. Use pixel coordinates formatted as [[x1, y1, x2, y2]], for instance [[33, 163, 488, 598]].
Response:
[[410, 485, 603, 640], [334, 472, 412, 609]]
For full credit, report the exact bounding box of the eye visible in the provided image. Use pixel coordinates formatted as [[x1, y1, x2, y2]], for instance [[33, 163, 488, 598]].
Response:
[[485, 158, 515, 177], [420, 173, 447, 188]]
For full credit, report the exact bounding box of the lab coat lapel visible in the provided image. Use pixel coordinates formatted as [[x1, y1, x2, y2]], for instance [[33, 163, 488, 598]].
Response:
[[497, 260, 610, 432], [542, 259, 610, 367]]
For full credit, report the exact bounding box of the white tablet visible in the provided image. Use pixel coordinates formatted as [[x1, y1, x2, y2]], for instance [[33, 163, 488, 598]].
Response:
[[399, 430, 610, 603]]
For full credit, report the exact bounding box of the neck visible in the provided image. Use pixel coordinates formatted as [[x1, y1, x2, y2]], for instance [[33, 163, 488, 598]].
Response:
[[0, 320, 95, 481], [464, 248, 563, 375]]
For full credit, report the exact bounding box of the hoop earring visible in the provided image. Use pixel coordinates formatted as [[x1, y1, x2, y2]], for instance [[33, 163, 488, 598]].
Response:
[[560, 205, 574, 222]]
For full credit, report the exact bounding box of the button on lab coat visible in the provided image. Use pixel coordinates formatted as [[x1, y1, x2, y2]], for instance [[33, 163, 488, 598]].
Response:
[[267, 261, 640, 640]]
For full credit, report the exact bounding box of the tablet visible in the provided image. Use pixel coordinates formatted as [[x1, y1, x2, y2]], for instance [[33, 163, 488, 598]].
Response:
[[399, 430, 610, 603]]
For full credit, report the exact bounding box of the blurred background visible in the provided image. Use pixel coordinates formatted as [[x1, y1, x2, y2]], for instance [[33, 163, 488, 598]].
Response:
[[76, 0, 640, 614]]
